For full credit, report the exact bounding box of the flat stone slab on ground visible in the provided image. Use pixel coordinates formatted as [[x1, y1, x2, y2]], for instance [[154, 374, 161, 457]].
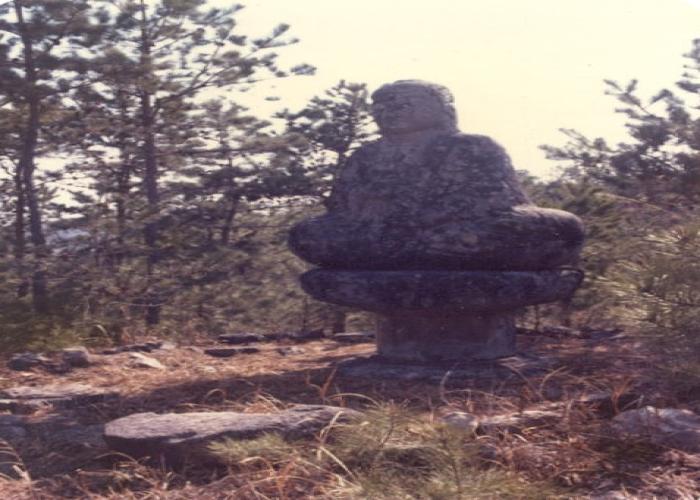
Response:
[[8, 353, 50, 371], [611, 406, 700, 453], [204, 347, 260, 358], [0, 383, 117, 412], [335, 354, 553, 382], [104, 405, 361, 464], [128, 352, 165, 370]]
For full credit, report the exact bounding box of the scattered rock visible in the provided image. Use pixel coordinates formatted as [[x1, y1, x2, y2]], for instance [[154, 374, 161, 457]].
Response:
[[477, 409, 562, 433], [104, 405, 362, 464], [203, 347, 260, 358], [102, 340, 175, 355], [332, 332, 375, 344], [611, 406, 700, 453], [574, 391, 644, 417], [128, 352, 165, 370], [441, 409, 561, 434], [8, 353, 50, 371], [218, 333, 265, 345], [440, 411, 479, 433], [0, 383, 117, 413], [276, 346, 305, 356], [61, 346, 93, 368]]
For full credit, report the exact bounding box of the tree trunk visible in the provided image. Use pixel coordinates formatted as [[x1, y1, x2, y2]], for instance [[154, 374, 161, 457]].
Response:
[[220, 195, 239, 245], [14, 0, 49, 314], [114, 89, 132, 266], [139, 0, 160, 326], [13, 161, 28, 298]]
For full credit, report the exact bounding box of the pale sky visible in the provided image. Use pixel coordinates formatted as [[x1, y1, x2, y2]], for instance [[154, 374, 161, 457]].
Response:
[[212, 0, 700, 178]]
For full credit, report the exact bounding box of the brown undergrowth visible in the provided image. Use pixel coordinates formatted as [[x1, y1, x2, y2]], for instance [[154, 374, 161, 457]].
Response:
[[0, 332, 698, 498]]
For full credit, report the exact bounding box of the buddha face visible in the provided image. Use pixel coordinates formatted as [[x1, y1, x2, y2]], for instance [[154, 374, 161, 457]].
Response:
[[371, 87, 447, 135]]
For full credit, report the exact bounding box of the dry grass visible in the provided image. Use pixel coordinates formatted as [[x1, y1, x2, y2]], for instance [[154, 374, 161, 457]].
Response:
[[0, 332, 697, 498]]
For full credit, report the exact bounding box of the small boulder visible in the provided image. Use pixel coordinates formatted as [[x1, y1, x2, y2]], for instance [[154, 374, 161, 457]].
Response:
[[611, 406, 700, 453], [204, 347, 260, 358], [440, 411, 479, 433], [104, 404, 362, 464], [62, 346, 93, 368], [8, 352, 49, 371], [128, 352, 165, 370]]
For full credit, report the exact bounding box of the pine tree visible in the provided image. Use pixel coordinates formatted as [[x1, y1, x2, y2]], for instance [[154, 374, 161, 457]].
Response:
[[0, 0, 106, 314], [277, 80, 375, 200], [64, 0, 313, 326]]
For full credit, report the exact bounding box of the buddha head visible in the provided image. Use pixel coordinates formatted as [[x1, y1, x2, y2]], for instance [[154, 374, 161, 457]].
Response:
[[371, 80, 458, 135]]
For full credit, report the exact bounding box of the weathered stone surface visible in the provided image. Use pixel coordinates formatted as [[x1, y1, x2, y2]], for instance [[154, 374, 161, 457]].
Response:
[[128, 352, 165, 370], [337, 354, 552, 381], [62, 346, 93, 367], [289, 80, 584, 271], [104, 405, 362, 463], [203, 347, 260, 358], [288, 80, 584, 362], [0, 383, 117, 412], [8, 352, 50, 371], [611, 406, 700, 452], [377, 311, 517, 361], [301, 269, 582, 313]]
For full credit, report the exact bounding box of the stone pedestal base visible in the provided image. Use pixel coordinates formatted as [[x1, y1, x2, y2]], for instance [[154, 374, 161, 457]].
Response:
[[299, 268, 583, 362], [376, 312, 516, 362]]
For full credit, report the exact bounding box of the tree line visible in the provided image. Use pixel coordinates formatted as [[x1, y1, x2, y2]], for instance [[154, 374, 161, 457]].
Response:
[[3, 0, 700, 361], [0, 0, 372, 348]]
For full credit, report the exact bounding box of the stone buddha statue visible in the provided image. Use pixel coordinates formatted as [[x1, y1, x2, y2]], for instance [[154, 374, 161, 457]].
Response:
[[290, 80, 584, 271], [289, 80, 585, 362]]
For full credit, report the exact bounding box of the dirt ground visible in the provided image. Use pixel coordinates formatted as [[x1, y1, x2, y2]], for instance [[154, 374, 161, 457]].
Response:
[[0, 330, 698, 498]]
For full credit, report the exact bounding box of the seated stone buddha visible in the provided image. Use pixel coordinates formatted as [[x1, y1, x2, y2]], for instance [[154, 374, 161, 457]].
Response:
[[289, 80, 584, 271]]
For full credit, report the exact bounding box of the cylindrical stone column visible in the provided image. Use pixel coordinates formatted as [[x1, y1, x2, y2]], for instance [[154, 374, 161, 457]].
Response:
[[375, 311, 516, 362]]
